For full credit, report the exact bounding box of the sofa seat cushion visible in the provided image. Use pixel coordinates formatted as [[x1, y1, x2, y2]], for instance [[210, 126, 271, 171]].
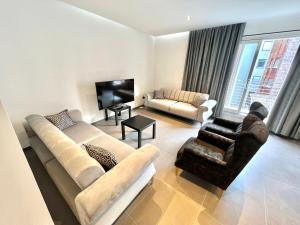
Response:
[[87, 134, 135, 163], [147, 99, 178, 111], [63, 121, 105, 144], [169, 102, 198, 119]]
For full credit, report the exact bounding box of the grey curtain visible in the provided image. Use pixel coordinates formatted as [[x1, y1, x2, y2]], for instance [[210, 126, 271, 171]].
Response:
[[182, 23, 245, 116], [267, 47, 300, 140]]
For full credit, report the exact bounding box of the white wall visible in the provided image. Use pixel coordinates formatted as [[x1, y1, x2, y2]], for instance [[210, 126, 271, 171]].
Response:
[[0, 0, 155, 148], [153, 32, 189, 90], [153, 14, 300, 90], [0, 101, 54, 225]]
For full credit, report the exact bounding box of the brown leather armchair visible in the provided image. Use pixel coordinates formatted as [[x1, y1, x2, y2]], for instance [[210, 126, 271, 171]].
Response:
[[175, 113, 269, 190]]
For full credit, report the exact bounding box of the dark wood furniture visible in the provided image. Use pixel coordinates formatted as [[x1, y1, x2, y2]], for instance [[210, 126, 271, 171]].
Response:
[[121, 115, 156, 148], [105, 104, 131, 126]]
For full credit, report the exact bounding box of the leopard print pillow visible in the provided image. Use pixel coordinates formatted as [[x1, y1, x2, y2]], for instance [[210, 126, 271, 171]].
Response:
[[83, 144, 117, 171], [45, 110, 76, 130]]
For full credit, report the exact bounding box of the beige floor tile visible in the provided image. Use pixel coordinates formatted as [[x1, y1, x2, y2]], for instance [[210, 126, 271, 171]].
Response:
[[264, 177, 300, 225], [203, 183, 266, 225], [129, 179, 204, 225], [194, 211, 223, 225], [114, 213, 137, 225]]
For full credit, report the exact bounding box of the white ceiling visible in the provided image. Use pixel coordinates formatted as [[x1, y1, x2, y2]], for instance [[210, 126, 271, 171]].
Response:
[[62, 0, 300, 36]]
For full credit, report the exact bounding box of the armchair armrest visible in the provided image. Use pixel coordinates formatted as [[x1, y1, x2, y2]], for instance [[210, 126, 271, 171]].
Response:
[[213, 117, 241, 130], [75, 144, 160, 225], [197, 130, 234, 150]]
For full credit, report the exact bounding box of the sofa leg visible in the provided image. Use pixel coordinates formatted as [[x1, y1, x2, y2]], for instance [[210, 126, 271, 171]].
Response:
[[147, 177, 154, 186]]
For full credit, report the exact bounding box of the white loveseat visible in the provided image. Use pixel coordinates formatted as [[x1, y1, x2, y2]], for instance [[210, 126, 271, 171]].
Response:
[[25, 110, 160, 225], [145, 89, 217, 123]]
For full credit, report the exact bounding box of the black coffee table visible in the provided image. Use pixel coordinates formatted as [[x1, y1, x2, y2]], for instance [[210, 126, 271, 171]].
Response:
[[121, 115, 156, 148]]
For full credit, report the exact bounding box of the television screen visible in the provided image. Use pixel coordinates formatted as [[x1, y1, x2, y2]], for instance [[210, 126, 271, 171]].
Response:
[[95, 79, 134, 110]]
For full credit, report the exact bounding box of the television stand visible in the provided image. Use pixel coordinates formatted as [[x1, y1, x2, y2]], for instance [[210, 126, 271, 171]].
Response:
[[105, 104, 131, 126]]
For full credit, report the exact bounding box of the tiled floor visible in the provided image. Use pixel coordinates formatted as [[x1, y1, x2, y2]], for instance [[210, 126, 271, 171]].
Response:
[[93, 107, 300, 225]]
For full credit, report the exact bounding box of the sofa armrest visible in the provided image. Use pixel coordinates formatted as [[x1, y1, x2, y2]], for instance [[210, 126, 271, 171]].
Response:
[[198, 99, 217, 112], [68, 109, 83, 122], [213, 117, 241, 130], [197, 130, 234, 150], [75, 144, 160, 225], [144, 92, 154, 106]]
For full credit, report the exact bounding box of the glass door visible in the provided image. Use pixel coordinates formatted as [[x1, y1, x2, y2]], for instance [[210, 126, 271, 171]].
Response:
[[224, 37, 300, 120]]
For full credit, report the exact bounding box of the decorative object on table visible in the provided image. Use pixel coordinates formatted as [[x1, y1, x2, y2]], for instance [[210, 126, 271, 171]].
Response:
[[121, 115, 156, 148]]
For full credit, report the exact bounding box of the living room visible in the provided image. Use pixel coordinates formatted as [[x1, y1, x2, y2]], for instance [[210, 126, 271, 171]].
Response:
[[1, 0, 300, 225]]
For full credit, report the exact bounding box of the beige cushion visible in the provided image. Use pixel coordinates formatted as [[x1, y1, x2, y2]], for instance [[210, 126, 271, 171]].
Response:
[[45, 110, 76, 130], [68, 109, 83, 123], [87, 134, 135, 163], [147, 99, 177, 112], [169, 102, 198, 119], [26, 115, 105, 190], [63, 121, 104, 144], [162, 89, 209, 104], [191, 93, 209, 107]]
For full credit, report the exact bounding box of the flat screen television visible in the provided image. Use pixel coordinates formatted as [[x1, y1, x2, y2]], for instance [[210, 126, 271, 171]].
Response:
[[95, 79, 134, 110]]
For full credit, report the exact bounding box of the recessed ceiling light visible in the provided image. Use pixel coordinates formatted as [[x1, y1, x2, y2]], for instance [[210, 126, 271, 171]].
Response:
[[186, 15, 191, 21]]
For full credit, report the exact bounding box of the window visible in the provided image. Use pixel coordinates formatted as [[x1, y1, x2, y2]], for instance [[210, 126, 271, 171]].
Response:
[[257, 59, 266, 68], [273, 58, 281, 68], [262, 41, 273, 51], [224, 37, 300, 120]]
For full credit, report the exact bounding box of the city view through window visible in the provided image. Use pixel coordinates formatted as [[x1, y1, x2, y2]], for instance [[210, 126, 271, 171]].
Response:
[[224, 37, 300, 120]]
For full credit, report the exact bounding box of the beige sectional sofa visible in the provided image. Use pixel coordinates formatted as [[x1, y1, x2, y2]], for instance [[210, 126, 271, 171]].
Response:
[[145, 89, 217, 123], [25, 110, 160, 225]]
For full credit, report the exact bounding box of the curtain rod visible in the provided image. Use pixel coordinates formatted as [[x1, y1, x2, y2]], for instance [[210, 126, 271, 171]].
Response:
[[243, 29, 300, 37]]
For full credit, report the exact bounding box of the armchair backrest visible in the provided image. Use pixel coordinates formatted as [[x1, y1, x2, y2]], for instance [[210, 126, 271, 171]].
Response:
[[249, 101, 269, 120], [227, 114, 269, 172]]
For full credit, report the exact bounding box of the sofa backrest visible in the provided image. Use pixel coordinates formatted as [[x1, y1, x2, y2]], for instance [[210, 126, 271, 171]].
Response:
[[162, 89, 209, 104], [26, 114, 105, 190]]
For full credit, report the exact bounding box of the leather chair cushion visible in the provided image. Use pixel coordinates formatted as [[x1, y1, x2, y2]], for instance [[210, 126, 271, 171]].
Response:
[[183, 138, 226, 165]]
